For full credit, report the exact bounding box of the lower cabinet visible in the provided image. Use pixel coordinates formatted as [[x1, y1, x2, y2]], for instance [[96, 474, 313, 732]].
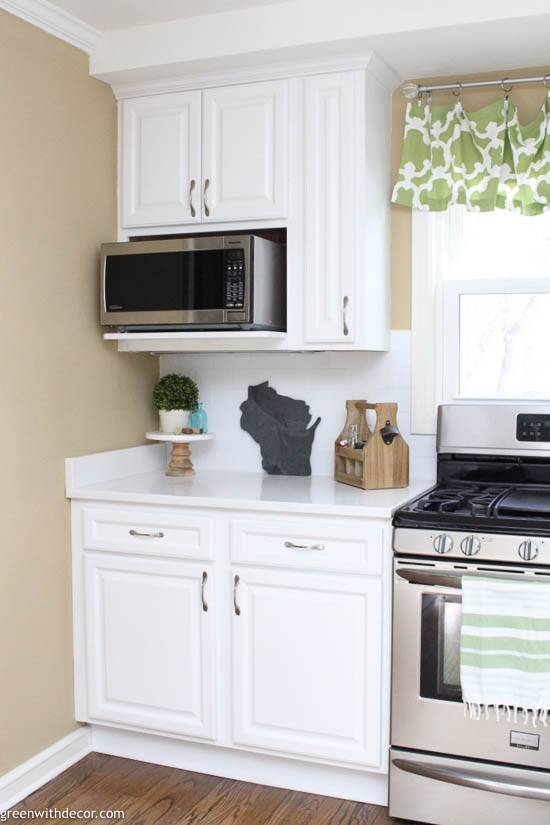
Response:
[[231, 566, 383, 767], [76, 505, 388, 773], [84, 552, 216, 739]]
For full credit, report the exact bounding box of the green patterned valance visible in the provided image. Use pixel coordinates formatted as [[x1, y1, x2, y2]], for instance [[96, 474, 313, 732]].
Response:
[[392, 95, 550, 215]]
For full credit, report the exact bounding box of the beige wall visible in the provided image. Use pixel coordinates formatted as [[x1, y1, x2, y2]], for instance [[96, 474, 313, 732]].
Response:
[[390, 65, 550, 329], [0, 11, 157, 775]]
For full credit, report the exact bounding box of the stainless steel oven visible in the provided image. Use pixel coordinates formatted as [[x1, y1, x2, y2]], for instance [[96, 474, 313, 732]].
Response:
[[392, 551, 550, 770], [389, 404, 550, 825], [100, 234, 286, 331]]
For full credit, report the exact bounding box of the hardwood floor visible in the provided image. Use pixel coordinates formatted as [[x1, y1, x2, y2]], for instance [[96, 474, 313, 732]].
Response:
[[15, 753, 417, 824]]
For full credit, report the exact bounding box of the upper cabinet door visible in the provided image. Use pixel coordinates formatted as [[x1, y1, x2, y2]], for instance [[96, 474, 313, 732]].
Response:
[[121, 91, 201, 227], [303, 72, 357, 345], [202, 81, 288, 223]]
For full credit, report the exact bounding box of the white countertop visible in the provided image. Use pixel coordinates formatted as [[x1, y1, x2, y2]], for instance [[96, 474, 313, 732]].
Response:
[[66, 445, 433, 519]]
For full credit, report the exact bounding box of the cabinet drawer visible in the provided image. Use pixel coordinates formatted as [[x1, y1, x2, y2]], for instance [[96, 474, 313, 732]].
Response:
[[83, 507, 214, 560], [230, 517, 383, 575]]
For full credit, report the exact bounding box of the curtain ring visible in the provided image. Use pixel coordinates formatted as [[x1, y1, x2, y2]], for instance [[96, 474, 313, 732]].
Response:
[[452, 82, 463, 101], [501, 77, 513, 97]]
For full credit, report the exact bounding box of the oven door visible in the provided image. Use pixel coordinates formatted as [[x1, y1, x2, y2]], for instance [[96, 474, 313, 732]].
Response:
[[391, 557, 550, 769], [100, 236, 251, 328]]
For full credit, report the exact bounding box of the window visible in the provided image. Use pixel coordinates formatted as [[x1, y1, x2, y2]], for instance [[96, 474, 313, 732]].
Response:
[[412, 207, 550, 433]]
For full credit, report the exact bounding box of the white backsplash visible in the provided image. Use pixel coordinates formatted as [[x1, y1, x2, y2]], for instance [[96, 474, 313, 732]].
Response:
[[160, 331, 436, 480]]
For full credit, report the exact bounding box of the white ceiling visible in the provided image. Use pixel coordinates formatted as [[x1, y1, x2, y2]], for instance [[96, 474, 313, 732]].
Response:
[[48, 0, 298, 31]]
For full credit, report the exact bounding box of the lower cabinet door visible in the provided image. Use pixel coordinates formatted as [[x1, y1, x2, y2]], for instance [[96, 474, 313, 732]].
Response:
[[84, 552, 216, 739], [231, 567, 382, 767]]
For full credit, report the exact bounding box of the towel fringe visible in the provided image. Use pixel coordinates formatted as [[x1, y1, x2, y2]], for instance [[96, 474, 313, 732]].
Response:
[[463, 702, 550, 725]]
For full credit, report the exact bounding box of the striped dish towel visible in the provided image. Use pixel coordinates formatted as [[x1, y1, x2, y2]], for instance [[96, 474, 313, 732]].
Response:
[[460, 575, 550, 727]]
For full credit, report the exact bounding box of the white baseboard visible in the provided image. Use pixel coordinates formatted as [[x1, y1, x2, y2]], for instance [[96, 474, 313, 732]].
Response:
[[0, 728, 92, 812], [91, 726, 388, 805]]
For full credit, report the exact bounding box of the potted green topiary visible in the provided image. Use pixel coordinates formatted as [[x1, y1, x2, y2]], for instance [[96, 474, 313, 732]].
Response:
[[153, 373, 199, 434]]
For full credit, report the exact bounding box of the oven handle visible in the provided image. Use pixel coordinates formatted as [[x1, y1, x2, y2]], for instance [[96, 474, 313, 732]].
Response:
[[396, 567, 533, 589], [392, 757, 550, 802]]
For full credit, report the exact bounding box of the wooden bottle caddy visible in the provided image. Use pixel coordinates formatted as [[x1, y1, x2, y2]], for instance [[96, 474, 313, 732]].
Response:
[[335, 401, 409, 490]]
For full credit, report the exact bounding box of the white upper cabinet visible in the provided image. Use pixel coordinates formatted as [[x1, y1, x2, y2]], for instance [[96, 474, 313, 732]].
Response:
[[84, 552, 216, 740], [115, 58, 392, 352], [121, 91, 202, 227], [121, 81, 288, 228], [201, 81, 288, 223], [303, 72, 357, 345], [231, 566, 383, 767]]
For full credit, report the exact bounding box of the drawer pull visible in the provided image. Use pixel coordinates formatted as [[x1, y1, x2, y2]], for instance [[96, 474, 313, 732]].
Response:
[[233, 574, 241, 616], [201, 571, 208, 612], [284, 541, 325, 551], [129, 529, 164, 539]]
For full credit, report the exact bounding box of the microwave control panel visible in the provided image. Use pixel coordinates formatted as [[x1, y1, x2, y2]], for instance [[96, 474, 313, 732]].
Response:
[[517, 414, 550, 442], [224, 250, 245, 309]]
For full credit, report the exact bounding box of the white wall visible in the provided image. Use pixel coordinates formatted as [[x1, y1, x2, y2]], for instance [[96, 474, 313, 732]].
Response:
[[160, 331, 436, 480]]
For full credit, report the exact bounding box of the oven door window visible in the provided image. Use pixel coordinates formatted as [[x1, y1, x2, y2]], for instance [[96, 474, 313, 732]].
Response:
[[420, 593, 462, 702], [105, 250, 224, 312]]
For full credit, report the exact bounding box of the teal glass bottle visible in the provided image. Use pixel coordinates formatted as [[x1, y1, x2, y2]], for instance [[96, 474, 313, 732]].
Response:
[[190, 401, 208, 433]]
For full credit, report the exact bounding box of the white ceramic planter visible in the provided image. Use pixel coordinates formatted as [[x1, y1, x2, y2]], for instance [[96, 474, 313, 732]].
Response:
[[159, 409, 189, 434]]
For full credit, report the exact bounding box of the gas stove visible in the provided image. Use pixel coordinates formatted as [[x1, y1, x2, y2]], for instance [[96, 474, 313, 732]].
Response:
[[393, 404, 550, 562], [390, 405, 550, 825]]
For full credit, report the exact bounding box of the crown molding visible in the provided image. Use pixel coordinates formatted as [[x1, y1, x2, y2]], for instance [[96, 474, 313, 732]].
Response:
[[0, 0, 101, 54], [107, 51, 400, 100]]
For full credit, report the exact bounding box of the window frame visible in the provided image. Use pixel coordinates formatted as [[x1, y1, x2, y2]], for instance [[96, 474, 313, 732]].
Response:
[[411, 210, 550, 435]]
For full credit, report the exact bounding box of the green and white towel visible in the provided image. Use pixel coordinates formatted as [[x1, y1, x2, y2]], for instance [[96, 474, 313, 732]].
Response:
[[461, 576, 550, 726]]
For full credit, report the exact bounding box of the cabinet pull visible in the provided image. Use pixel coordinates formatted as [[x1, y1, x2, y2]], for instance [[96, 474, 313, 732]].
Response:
[[203, 178, 210, 217], [342, 295, 349, 336], [233, 574, 241, 616], [189, 179, 196, 218], [129, 529, 164, 538], [201, 571, 208, 612], [284, 541, 325, 551]]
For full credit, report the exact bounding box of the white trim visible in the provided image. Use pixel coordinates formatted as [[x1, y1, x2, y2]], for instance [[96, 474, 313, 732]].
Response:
[[0, 0, 100, 53], [109, 52, 399, 101], [91, 725, 388, 805], [0, 728, 92, 812]]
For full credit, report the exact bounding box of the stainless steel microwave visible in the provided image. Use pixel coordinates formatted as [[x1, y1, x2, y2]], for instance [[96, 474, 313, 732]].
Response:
[[100, 234, 286, 331]]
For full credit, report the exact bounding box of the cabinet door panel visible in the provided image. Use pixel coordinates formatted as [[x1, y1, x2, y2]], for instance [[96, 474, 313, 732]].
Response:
[[202, 81, 288, 222], [85, 552, 215, 739], [232, 567, 382, 767], [304, 72, 356, 344], [121, 91, 201, 227]]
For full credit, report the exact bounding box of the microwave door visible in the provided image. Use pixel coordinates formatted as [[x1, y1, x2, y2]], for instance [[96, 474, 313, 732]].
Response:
[[103, 248, 226, 327]]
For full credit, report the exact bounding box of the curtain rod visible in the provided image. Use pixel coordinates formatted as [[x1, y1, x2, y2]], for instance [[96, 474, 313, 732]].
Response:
[[402, 73, 550, 99]]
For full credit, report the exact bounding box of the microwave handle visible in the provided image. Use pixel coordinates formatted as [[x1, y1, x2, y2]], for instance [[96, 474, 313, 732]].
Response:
[[392, 757, 550, 803], [395, 567, 536, 589]]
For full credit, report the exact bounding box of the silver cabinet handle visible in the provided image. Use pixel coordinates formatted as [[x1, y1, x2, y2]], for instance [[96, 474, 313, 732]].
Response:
[[392, 757, 550, 802], [201, 571, 208, 612], [203, 178, 210, 217], [129, 529, 164, 538], [342, 295, 349, 336], [284, 541, 325, 551], [189, 179, 196, 218], [233, 574, 241, 616]]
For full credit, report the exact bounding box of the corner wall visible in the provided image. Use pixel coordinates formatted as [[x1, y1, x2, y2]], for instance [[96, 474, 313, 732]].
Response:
[[0, 11, 157, 775]]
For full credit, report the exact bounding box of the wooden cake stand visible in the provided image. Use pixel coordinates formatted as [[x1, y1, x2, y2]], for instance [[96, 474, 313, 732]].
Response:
[[146, 432, 215, 477]]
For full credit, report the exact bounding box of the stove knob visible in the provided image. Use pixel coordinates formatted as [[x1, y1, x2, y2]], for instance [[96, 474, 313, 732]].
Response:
[[518, 540, 539, 561], [433, 534, 454, 554], [460, 535, 481, 556]]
